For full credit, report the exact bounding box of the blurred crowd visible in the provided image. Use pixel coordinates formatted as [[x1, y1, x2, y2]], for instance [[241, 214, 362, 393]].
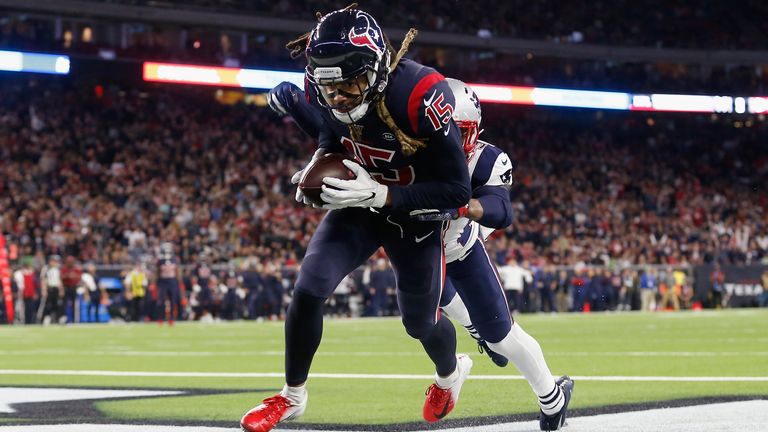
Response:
[[483, 107, 768, 269], [76, 0, 768, 50], [0, 77, 316, 266], [4, 5, 768, 96], [4, 251, 767, 326], [0, 74, 766, 323]]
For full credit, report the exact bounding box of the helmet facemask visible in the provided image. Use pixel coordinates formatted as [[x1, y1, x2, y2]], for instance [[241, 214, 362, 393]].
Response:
[[308, 50, 389, 124], [456, 120, 481, 159], [445, 77, 482, 159]]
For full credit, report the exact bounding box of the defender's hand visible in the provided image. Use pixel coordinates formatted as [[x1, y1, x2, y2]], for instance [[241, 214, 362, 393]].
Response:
[[409, 205, 469, 221]]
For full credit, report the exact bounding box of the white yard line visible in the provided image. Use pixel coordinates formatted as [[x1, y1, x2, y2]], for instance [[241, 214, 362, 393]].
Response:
[[0, 388, 183, 413], [0, 350, 423, 357], [0, 426, 237, 432], [1, 349, 766, 357], [1, 369, 767, 382]]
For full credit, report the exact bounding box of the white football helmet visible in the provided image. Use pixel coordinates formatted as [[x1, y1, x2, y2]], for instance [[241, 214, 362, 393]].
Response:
[[446, 78, 482, 158]]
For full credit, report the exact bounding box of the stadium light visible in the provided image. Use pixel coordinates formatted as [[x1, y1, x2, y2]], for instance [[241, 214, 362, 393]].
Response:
[[633, 94, 734, 113], [747, 97, 768, 114], [469, 84, 535, 105], [142, 61, 756, 114], [0, 50, 70, 75], [143, 62, 303, 89]]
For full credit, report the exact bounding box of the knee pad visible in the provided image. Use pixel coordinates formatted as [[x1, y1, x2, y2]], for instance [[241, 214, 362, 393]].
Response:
[[439, 279, 457, 308], [288, 290, 327, 317], [397, 289, 439, 340], [294, 254, 340, 299], [473, 314, 513, 344], [402, 317, 436, 340]]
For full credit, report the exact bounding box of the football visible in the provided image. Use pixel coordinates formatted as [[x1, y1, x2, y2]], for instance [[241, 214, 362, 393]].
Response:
[[299, 153, 356, 206]]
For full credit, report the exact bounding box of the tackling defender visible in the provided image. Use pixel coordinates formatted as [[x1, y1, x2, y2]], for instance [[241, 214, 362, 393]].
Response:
[[413, 78, 574, 431]]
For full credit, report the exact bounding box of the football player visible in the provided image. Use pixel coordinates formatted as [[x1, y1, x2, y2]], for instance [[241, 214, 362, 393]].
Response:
[[155, 242, 182, 325], [268, 78, 574, 431], [242, 7, 472, 432], [411, 78, 574, 431]]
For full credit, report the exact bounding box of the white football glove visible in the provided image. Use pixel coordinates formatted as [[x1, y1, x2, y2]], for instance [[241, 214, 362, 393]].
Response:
[[292, 148, 326, 205], [321, 159, 388, 209]]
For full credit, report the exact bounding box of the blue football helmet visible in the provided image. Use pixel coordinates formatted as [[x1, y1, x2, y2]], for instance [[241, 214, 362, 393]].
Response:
[[160, 242, 174, 259], [305, 9, 391, 124]]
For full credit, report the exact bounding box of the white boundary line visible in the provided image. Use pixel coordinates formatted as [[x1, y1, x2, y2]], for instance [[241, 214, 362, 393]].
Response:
[[1, 401, 768, 432], [1, 370, 767, 382], [1, 349, 767, 357]]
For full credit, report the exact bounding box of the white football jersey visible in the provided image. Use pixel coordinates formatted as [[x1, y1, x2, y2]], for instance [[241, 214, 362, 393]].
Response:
[[444, 140, 513, 263]]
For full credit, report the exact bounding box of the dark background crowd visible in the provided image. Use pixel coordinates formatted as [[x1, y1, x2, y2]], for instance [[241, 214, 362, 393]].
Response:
[[1, 73, 765, 324], [57, 0, 768, 50], [0, 1, 767, 324], [3, 2, 768, 94], [3, 75, 765, 268]]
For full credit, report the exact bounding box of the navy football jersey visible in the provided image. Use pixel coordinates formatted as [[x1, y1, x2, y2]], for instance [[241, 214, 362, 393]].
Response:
[[157, 256, 179, 280], [194, 264, 213, 291], [302, 58, 471, 211]]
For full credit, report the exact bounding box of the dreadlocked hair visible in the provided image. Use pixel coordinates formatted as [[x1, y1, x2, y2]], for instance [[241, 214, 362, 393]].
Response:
[[375, 28, 425, 155], [285, 3, 359, 59]]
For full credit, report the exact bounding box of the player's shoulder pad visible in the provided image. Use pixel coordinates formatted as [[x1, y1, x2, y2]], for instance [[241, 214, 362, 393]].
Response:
[[470, 141, 514, 189], [384, 59, 454, 138]]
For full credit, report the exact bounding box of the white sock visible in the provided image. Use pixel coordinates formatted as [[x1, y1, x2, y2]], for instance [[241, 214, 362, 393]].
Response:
[[538, 383, 565, 415], [441, 295, 480, 340], [435, 364, 459, 389], [281, 384, 307, 406], [487, 323, 563, 414]]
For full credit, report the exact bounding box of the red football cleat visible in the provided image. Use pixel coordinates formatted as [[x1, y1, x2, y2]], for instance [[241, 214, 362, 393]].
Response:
[[423, 354, 473, 423], [240, 393, 306, 432]]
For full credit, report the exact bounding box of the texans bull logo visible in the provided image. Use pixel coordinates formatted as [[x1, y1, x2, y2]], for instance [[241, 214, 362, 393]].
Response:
[[348, 11, 383, 54]]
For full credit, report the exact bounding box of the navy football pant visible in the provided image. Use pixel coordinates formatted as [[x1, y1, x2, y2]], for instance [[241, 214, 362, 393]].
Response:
[[286, 208, 456, 385], [440, 240, 513, 343], [156, 279, 181, 321]]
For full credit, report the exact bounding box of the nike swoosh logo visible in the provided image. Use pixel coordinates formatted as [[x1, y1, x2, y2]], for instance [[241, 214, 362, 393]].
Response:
[[501, 158, 508, 165], [434, 398, 451, 419], [443, 126, 449, 136], [415, 231, 433, 243], [423, 90, 437, 106]]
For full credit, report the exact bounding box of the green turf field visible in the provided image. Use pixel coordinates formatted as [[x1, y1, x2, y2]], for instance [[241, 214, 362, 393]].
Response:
[[1, 309, 767, 426]]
